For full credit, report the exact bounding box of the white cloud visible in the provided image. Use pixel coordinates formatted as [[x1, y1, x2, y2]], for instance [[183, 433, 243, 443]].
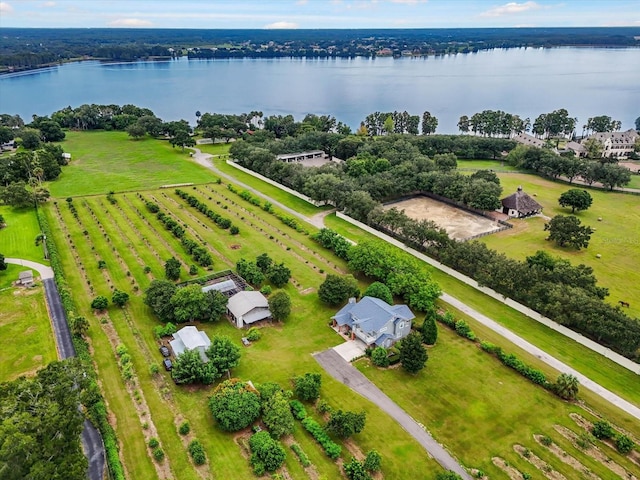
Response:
[[264, 21, 298, 29], [481, 1, 540, 17], [296, 0, 308, 4], [0, 2, 13, 14], [108, 18, 153, 27], [41, 1, 56, 6]]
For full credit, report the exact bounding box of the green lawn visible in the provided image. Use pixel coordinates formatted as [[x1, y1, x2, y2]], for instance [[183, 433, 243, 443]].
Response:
[[457, 159, 519, 172], [323, 213, 640, 419], [483, 173, 640, 318], [0, 206, 47, 263], [0, 285, 57, 382], [49, 131, 217, 197]]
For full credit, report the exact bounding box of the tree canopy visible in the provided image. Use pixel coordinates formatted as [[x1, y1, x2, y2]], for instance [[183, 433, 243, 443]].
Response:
[[544, 215, 593, 249], [558, 189, 593, 213], [318, 274, 360, 306], [400, 331, 428, 374], [268, 291, 291, 321], [208, 379, 261, 432]]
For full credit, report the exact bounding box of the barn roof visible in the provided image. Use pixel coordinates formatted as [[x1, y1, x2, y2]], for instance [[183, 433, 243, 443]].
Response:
[[501, 187, 542, 215]]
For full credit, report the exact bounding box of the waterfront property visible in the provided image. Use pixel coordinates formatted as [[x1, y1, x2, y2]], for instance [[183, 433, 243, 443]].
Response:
[[332, 296, 414, 348]]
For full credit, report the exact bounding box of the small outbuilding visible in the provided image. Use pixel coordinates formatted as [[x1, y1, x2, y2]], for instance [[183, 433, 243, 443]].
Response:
[[169, 326, 212, 362], [500, 186, 543, 218], [227, 291, 271, 328], [18, 270, 34, 286]]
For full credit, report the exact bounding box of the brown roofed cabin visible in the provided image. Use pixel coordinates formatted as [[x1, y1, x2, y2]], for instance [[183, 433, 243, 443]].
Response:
[[500, 186, 542, 218]]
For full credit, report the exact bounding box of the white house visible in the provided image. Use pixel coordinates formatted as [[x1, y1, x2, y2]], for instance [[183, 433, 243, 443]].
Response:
[[169, 326, 212, 362], [583, 129, 638, 159], [227, 291, 271, 328]]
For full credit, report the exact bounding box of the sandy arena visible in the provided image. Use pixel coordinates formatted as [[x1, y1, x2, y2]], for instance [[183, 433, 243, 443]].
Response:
[[384, 196, 502, 240]]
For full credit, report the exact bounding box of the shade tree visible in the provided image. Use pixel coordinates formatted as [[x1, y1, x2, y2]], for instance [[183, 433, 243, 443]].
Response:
[[293, 372, 322, 402], [171, 349, 218, 385], [208, 379, 261, 431], [206, 335, 241, 378], [318, 274, 360, 306], [544, 215, 593, 249], [326, 409, 367, 438], [558, 188, 593, 213], [363, 282, 393, 304], [399, 331, 428, 374], [268, 291, 291, 321]]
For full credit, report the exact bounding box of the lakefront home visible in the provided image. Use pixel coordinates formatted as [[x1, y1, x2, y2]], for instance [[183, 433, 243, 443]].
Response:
[[331, 296, 415, 348]]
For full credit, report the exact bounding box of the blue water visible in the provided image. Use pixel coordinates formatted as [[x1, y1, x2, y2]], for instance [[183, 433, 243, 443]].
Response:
[[1, 47, 638, 133]]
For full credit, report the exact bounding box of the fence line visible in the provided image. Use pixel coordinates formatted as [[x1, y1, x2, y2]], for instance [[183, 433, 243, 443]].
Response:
[[225, 160, 327, 207], [335, 211, 640, 375]]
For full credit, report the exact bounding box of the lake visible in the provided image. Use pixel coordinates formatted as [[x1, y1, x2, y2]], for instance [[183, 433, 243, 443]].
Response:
[[1, 47, 639, 133]]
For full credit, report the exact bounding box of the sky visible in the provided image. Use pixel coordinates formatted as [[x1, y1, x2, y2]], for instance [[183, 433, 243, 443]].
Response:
[[0, 0, 639, 29]]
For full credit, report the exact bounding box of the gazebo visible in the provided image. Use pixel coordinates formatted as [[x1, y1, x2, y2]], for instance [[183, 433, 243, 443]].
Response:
[[500, 186, 543, 218]]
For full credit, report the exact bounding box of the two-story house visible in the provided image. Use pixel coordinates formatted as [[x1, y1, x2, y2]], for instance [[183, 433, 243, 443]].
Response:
[[331, 296, 415, 348]]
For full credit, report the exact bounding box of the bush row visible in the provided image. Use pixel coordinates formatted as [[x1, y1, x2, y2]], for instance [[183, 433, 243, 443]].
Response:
[[289, 400, 307, 420], [38, 211, 126, 480], [290, 443, 311, 467], [591, 420, 636, 455], [145, 199, 213, 267], [174, 189, 237, 232], [301, 417, 342, 459]]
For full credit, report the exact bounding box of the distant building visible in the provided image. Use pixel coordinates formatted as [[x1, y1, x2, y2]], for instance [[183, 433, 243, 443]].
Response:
[[563, 141, 587, 158], [17, 270, 34, 286], [276, 150, 341, 168], [331, 296, 415, 348], [169, 326, 211, 362], [499, 186, 543, 218], [582, 129, 638, 159], [513, 133, 547, 149], [201, 279, 240, 297], [227, 291, 271, 328]]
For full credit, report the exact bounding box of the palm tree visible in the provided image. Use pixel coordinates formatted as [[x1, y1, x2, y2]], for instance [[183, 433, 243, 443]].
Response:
[[555, 373, 579, 400]]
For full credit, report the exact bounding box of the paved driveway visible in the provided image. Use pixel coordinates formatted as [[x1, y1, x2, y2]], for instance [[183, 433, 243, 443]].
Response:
[[314, 349, 472, 479]]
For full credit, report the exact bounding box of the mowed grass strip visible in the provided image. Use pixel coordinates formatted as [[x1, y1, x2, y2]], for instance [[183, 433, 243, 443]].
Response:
[[483, 172, 640, 318], [0, 206, 47, 263], [0, 285, 57, 382], [50, 131, 216, 197], [323, 213, 640, 415], [45, 205, 158, 480], [72, 199, 201, 480]]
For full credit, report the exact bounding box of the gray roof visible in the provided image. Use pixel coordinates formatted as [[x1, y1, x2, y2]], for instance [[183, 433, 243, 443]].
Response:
[[513, 133, 546, 148], [18, 270, 33, 280], [170, 326, 211, 361], [565, 141, 586, 153], [586, 129, 637, 144], [202, 279, 237, 294], [227, 291, 270, 320], [501, 187, 542, 214], [332, 296, 415, 334]]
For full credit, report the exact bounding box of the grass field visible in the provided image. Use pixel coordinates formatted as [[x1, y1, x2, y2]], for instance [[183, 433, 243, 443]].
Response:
[[49, 131, 217, 197], [0, 206, 47, 263], [482, 173, 640, 318], [44, 179, 640, 480], [0, 284, 57, 382]]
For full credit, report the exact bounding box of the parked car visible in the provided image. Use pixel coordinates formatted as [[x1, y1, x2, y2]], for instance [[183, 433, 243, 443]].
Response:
[[159, 345, 170, 357], [163, 358, 173, 371]]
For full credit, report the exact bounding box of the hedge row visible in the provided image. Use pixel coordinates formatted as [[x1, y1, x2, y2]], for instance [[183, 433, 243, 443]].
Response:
[[144, 198, 213, 267], [301, 417, 342, 459], [174, 189, 236, 232], [38, 210, 126, 480], [289, 400, 307, 420], [226, 183, 309, 234], [290, 443, 311, 467]]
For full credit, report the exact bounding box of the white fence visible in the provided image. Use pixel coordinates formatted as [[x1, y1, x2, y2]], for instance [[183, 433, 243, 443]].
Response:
[[336, 211, 640, 375], [225, 160, 328, 207]]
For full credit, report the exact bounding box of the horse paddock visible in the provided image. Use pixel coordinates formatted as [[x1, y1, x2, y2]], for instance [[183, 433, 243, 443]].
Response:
[[384, 196, 502, 240]]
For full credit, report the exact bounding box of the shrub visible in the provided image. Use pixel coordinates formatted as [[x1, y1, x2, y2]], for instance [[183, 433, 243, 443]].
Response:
[[363, 450, 382, 472], [91, 295, 109, 311], [615, 434, 635, 454], [540, 435, 553, 446], [289, 400, 307, 420], [249, 431, 286, 473], [371, 347, 390, 367], [317, 398, 333, 415], [189, 264, 198, 275], [246, 327, 261, 342], [260, 285, 272, 296], [294, 373, 322, 402], [344, 457, 372, 480], [179, 421, 191, 436], [454, 320, 476, 340], [591, 420, 614, 440], [188, 440, 207, 465], [435, 472, 463, 480], [149, 363, 160, 375], [148, 438, 159, 449], [230, 225, 239, 235], [153, 448, 165, 462]]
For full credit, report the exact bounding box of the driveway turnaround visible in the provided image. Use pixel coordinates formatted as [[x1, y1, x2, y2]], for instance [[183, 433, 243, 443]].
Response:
[[314, 349, 472, 480], [6, 258, 106, 480]]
